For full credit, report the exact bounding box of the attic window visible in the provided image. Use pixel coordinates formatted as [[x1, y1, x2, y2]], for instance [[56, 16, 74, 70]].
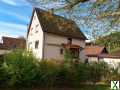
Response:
[[36, 24, 39, 27], [35, 40, 39, 49]]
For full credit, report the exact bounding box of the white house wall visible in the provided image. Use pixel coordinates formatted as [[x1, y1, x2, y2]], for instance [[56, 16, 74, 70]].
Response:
[[88, 57, 98, 62], [44, 33, 85, 60], [27, 11, 44, 60], [100, 58, 120, 68]]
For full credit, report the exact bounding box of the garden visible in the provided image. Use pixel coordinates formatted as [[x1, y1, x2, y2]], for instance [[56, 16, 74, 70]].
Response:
[[0, 50, 120, 90]]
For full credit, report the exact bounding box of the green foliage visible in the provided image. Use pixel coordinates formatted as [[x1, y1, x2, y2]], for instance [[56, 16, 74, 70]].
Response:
[[0, 50, 119, 87], [3, 50, 38, 87], [36, 60, 59, 87], [96, 31, 120, 52], [88, 62, 109, 84], [64, 49, 73, 63]]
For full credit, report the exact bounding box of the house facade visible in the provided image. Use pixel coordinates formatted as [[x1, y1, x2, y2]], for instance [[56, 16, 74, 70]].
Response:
[[27, 8, 86, 60], [85, 45, 120, 67], [85, 46, 108, 62]]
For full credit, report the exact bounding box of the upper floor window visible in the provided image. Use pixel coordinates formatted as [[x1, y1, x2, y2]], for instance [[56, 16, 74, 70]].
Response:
[[67, 38, 72, 44], [60, 48, 63, 55], [35, 40, 39, 49]]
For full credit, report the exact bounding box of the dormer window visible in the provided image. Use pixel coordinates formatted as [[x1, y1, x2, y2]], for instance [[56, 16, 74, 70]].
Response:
[[67, 38, 72, 44]]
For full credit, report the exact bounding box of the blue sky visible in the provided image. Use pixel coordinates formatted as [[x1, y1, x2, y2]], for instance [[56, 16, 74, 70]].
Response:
[[0, 0, 32, 40]]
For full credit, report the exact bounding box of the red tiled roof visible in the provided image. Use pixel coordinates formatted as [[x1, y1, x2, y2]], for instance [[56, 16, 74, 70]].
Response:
[[85, 46, 108, 56]]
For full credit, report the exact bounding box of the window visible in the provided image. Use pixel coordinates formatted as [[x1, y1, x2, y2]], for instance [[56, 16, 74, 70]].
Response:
[[28, 42, 32, 49], [35, 24, 39, 33], [70, 48, 79, 58], [60, 48, 63, 55], [35, 31, 38, 33], [33, 16, 36, 20], [67, 38, 72, 44], [36, 24, 39, 27], [35, 40, 39, 49]]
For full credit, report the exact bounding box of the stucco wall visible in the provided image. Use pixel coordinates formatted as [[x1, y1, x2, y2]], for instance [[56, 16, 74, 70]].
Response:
[[88, 57, 98, 62], [27, 11, 44, 60], [100, 58, 120, 68], [44, 33, 85, 60]]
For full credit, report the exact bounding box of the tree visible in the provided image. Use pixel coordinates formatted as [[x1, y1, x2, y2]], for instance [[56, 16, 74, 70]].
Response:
[[26, 0, 120, 40]]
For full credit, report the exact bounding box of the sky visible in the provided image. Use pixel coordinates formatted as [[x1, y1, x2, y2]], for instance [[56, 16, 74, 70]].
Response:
[[0, 0, 116, 42], [0, 0, 32, 41]]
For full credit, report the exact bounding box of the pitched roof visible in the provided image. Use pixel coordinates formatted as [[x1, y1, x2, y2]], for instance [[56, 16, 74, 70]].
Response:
[[85, 46, 108, 57], [28, 8, 86, 40]]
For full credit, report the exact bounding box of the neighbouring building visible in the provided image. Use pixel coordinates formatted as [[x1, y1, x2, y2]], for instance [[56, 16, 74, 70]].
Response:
[[0, 36, 26, 60], [27, 8, 87, 60], [2, 37, 26, 49], [85, 45, 120, 68], [85, 46, 108, 62]]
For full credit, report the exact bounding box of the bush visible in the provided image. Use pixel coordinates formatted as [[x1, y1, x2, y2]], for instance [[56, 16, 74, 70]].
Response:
[[88, 62, 109, 84], [0, 49, 111, 87], [36, 60, 59, 87], [3, 50, 39, 87]]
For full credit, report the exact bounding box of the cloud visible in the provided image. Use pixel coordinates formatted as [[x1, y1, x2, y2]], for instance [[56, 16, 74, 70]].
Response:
[[0, 9, 29, 23], [1, 0, 17, 6], [1, 0, 30, 6], [0, 21, 27, 39]]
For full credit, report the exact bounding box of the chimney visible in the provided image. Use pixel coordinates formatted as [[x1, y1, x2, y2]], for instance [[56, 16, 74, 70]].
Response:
[[48, 8, 54, 14]]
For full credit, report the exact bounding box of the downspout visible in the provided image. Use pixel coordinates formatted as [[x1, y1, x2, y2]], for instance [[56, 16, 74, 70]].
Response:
[[42, 32, 45, 60]]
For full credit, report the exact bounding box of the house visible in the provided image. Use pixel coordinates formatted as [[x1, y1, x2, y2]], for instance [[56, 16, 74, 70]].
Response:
[[27, 8, 87, 60], [0, 37, 26, 60], [85, 45, 120, 67], [85, 46, 108, 62], [99, 54, 120, 68], [2, 37, 26, 49]]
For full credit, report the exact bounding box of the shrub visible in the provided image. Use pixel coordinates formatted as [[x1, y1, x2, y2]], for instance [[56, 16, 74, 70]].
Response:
[[55, 62, 77, 87], [0, 63, 8, 86], [3, 50, 39, 87], [64, 49, 73, 63], [36, 60, 59, 87], [89, 62, 109, 84], [0, 49, 111, 87]]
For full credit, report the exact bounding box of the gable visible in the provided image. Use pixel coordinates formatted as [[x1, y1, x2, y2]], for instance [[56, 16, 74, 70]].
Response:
[[28, 8, 87, 40], [85, 46, 108, 57]]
